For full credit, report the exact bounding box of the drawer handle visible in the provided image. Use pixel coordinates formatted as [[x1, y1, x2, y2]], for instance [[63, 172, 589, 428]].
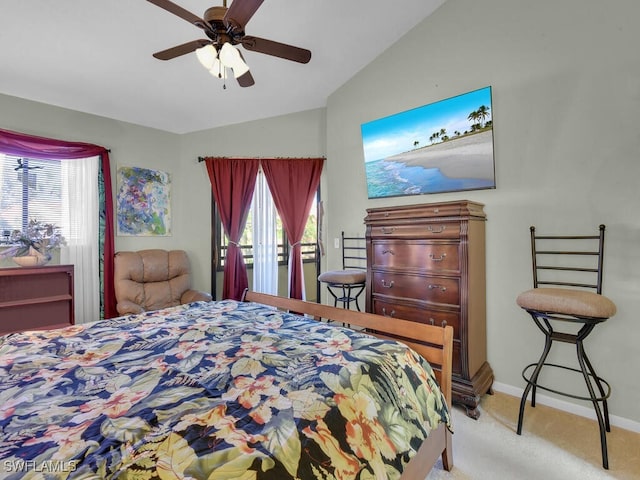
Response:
[[428, 284, 447, 292], [381, 227, 395, 235], [427, 225, 446, 234], [382, 249, 395, 255], [429, 253, 447, 262], [381, 279, 395, 288], [382, 308, 396, 318], [429, 318, 448, 328]]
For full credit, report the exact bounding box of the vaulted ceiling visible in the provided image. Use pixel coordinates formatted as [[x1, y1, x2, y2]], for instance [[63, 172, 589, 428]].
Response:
[[0, 1, 446, 134]]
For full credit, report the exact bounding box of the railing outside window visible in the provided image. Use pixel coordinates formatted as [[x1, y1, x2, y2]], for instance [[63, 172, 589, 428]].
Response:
[[218, 241, 317, 270]]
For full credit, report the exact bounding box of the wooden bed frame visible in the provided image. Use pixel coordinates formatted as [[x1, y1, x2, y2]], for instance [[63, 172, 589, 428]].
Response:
[[243, 291, 454, 478]]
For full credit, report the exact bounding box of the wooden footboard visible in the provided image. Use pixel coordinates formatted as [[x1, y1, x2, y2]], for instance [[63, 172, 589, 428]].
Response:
[[242, 290, 454, 476]]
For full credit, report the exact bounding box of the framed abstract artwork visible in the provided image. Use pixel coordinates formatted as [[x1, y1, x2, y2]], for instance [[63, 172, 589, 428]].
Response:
[[361, 86, 496, 199], [116, 166, 171, 236]]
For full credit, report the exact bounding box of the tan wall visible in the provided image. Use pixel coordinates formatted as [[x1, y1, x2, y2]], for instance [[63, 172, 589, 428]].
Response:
[[323, 0, 640, 424]]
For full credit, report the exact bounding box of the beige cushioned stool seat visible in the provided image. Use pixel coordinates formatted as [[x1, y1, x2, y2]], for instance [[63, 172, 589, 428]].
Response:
[[318, 269, 366, 284], [517, 287, 617, 319]]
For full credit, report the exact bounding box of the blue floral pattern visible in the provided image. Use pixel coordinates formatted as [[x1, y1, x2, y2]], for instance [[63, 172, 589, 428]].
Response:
[[0, 300, 450, 479]]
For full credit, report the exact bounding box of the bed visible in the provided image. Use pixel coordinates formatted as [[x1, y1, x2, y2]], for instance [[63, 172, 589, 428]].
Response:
[[0, 291, 453, 479]]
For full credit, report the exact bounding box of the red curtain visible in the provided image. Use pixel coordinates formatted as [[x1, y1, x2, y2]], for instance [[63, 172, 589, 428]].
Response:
[[0, 128, 117, 318], [262, 158, 324, 299], [205, 157, 260, 300]]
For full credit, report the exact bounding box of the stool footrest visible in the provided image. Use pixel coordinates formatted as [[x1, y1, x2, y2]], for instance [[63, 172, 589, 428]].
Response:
[[323, 282, 366, 311], [521, 362, 611, 402]]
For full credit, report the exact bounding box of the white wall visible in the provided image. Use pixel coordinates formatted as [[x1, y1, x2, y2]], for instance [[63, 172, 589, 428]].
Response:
[[324, 0, 640, 423]]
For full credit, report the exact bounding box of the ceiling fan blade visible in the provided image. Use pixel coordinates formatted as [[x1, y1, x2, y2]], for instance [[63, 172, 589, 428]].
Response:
[[153, 39, 210, 60], [241, 36, 311, 64], [237, 70, 255, 88], [223, 0, 264, 32], [146, 0, 209, 29]]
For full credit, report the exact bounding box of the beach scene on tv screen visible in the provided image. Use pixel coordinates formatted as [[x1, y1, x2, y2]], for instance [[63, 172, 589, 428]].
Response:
[[361, 86, 495, 199]]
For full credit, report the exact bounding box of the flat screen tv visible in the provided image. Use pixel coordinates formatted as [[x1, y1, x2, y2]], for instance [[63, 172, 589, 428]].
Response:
[[361, 86, 496, 199]]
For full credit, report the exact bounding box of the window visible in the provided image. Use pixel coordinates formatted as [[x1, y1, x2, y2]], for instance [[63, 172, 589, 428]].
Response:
[[0, 155, 63, 242], [214, 198, 318, 270], [0, 152, 101, 323], [0, 128, 115, 319]]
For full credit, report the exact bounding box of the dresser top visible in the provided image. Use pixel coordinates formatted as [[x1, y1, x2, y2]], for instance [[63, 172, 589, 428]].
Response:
[[0, 264, 74, 276], [365, 200, 486, 223]]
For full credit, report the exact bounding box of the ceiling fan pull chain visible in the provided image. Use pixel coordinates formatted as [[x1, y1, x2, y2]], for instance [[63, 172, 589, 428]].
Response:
[[220, 62, 227, 89]]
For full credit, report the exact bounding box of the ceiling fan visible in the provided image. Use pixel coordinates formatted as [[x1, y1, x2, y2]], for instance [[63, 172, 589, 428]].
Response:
[[146, 0, 312, 87]]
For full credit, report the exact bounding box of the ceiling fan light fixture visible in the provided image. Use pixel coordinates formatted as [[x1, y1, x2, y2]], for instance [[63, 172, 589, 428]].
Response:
[[196, 44, 218, 70], [148, 0, 310, 88], [219, 42, 250, 78], [231, 60, 250, 78]]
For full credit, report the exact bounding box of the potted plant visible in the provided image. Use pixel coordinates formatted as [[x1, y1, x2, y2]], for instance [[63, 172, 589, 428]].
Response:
[[0, 219, 66, 266]]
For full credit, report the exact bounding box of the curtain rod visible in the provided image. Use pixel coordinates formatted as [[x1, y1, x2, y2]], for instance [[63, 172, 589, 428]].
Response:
[[197, 156, 325, 163]]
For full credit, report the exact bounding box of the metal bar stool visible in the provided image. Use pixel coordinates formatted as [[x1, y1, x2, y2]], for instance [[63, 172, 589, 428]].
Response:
[[515, 224, 616, 469], [318, 232, 366, 310]]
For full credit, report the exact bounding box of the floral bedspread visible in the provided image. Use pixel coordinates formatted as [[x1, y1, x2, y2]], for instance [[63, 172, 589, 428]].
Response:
[[0, 300, 450, 479]]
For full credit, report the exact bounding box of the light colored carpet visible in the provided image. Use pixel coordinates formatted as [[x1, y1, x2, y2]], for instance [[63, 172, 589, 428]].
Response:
[[425, 392, 640, 480]]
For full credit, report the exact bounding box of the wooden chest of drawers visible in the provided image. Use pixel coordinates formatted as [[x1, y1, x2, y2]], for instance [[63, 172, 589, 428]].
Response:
[[365, 200, 493, 418]]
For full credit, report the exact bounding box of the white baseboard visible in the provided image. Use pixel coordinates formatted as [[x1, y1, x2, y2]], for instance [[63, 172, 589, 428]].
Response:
[[492, 381, 640, 434]]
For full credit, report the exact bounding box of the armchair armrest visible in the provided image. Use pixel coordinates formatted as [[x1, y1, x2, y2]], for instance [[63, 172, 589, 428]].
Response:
[[116, 301, 145, 316], [181, 289, 213, 304]]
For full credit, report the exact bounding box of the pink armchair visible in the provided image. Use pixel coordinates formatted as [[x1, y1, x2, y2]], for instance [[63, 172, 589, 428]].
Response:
[[114, 249, 212, 315]]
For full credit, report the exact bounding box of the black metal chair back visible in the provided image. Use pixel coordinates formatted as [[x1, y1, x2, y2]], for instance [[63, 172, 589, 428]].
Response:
[[530, 224, 606, 293], [341, 231, 367, 270]]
